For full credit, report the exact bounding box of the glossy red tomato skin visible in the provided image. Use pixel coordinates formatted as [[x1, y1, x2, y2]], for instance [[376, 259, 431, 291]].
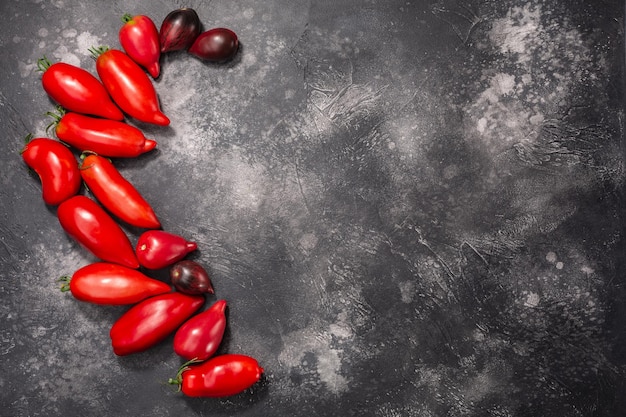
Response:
[[110, 292, 205, 356], [40, 61, 124, 121], [188, 28, 239, 62], [180, 354, 264, 397], [68, 262, 171, 305], [80, 154, 161, 229], [55, 112, 157, 158], [21, 138, 81, 205], [136, 230, 197, 269], [174, 299, 227, 361], [94, 48, 169, 126], [57, 195, 140, 269], [119, 14, 161, 78]]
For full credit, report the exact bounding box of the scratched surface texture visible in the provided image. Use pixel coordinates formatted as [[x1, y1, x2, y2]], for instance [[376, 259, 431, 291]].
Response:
[[1, 0, 625, 416]]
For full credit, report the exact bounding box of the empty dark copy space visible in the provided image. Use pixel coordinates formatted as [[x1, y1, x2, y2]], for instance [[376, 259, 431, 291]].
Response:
[[1, 0, 625, 416]]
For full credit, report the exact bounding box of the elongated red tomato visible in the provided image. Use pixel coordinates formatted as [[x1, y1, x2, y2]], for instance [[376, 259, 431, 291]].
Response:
[[54, 112, 157, 158], [37, 57, 124, 120], [57, 195, 139, 269], [80, 154, 160, 229], [110, 292, 204, 356], [136, 230, 197, 269], [169, 354, 264, 397], [173, 299, 227, 361], [119, 14, 161, 78], [60, 262, 170, 305], [91, 47, 169, 126], [20, 137, 81, 205]]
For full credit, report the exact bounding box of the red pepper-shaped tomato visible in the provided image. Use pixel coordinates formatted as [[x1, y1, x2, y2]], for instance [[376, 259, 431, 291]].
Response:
[[60, 262, 170, 305], [57, 195, 140, 269], [173, 299, 227, 361], [54, 112, 157, 158], [20, 137, 81, 205], [110, 292, 204, 356], [37, 57, 124, 121], [119, 14, 161, 79], [80, 154, 161, 229], [169, 354, 264, 397], [90, 47, 169, 126], [136, 230, 197, 269]]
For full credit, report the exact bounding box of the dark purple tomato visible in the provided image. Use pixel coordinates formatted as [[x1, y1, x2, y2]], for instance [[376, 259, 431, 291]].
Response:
[[170, 260, 214, 295], [188, 28, 238, 62], [159, 8, 202, 52]]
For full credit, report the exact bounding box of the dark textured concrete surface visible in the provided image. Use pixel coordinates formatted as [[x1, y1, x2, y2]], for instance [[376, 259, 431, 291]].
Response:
[[1, 0, 626, 416]]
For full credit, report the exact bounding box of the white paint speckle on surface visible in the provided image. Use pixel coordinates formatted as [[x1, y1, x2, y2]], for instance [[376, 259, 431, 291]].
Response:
[[477, 117, 487, 133], [278, 323, 350, 394], [18, 61, 35, 78], [581, 266, 594, 275], [489, 5, 541, 57], [299, 233, 319, 252], [546, 251, 557, 263], [61, 28, 77, 38], [399, 280, 416, 304], [243, 8, 255, 19], [75, 31, 101, 56], [524, 292, 540, 308]]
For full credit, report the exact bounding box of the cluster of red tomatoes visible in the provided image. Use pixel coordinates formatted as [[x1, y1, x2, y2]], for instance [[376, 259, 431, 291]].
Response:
[[20, 8, 263, 398]]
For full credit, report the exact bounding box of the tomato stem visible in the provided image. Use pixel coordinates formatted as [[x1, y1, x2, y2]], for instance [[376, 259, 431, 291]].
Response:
[[58, 276, 71, 292], [36, 56, 52, 73], [88, 46, 110, 60], [45, 105, 65, 134], [166, 377, 182, 390], [78, 151, 97, 170], [79, 150, 97, 159], [167, 357, 203, 391], [121, 13, 133, 23], [44, 121, 55, 135], [19, 134, 34, 155]]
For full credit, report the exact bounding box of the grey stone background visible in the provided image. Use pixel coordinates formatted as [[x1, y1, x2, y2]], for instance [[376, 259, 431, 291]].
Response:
[[1, 0, 625, 416]]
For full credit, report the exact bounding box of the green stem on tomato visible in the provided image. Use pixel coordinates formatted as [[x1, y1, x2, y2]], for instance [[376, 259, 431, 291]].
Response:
[[36, 56, 52, 73], [79, 151, 113, 167], [18, 134, 34, 155], [167, 357, 202, 391], [78, 151, 98, 170], [44, 105, 65, 134], [88, 46, 109, 60], [121, 13, 134, 23], [79, 151, 96, 159], [58, 276, 71, 292]]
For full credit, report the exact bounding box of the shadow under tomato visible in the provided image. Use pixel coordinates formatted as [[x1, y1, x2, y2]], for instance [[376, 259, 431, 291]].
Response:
[[109, 143, 163, 172]]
